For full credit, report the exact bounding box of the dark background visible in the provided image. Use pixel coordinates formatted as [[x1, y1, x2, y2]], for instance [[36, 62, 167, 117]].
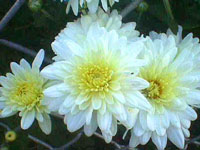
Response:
[[1, 0, 200, 149]]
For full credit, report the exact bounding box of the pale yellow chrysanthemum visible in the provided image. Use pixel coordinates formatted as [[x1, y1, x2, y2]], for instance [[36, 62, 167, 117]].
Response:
[[0, 50, 51, 134], [42, 23, 151, 142], [130, 29, 200, 150]]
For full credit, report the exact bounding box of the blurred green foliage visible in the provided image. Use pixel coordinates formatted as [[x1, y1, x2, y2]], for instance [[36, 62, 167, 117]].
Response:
[[1, 0, 200, 149]]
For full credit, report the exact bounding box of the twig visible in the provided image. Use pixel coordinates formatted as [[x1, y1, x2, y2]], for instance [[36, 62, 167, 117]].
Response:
[[120, 0, 143, 18], [0, 0, 26, 32], [184, 135, 200, 149], [162, 0, 178, 33], [187, 135, 200, 144], [55, 131, 83, 150], [181, 143, 188, 150], [28, 134, 54, 150], [193, 141, 200, 146], [94, 132, 120, 149], [0, 39, 36, 56], [162, 0, 174, 20], [51, 114, 132, 150], [93, 132, 131, 150], [28, 131, 83, 150], [0, 39, 52, 63], [0, 122, 11, 131]]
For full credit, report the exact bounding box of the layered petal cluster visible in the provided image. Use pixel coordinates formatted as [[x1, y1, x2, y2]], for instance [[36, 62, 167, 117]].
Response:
[[129, 30, 200, 149], [66, 0, 119, 15], [0, 50, 52, 134], [53, 8, 139, 61], [42, 23, 151, 142]]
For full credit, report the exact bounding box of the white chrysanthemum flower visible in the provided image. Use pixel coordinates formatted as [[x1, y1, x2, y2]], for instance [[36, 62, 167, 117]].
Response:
[[0, 50, 52, 134], [42, 23, 151, 142], [129, 30, 200, 150], [66, 0, 119, 15], [53, 8, 139, 61]]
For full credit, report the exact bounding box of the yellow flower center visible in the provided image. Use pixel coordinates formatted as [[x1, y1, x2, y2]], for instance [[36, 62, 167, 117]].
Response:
[[140, 63, 180, 108], [144, 80, 162, 99], [70, 52, 121, 96], [77, 64, 113, 92], [9, 76, 44, 110]]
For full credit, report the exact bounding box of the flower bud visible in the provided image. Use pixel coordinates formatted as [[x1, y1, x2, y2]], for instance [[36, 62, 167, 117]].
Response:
[[137, 1, 149, 12], [28, 0, 43, 12], [5, 131, 17, 142]]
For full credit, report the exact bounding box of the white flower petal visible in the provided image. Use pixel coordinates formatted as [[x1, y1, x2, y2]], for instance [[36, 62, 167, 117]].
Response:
[[32, 49, 44, 69], [45, 97, 65, 112], [92, 96, 102, 110], [181, 119, 191, 129], [131, 77, 149, 90], [1, 107, 15, 117], [0, 102, 5, 109], [65, 111, 86, 132], [10, 62, 24, 77], [187, 90, 200, 105], [84, 112, 98, 136], [152, 132, 167, 150], [182, 127, 190, 138], [123, 108, 138, 129], [44, 83, 69, 98], [20, 59, 31, 70], [134, 118, 145, 136], [110, 117, 117, 136], [0, 97, 6, 102], [110, 102, 127, 122], [59, 104, 71, 115], [71, 105, 79, 115], [75, 94, 89, 105], [0, 76, 12, 89], [147, 113, 156, 131], [21, 110, 35, 130], [66, 40, 84, 57], [41, 61, 68, 80], [36, 112, 43, 122], [71, 0, 79, 15], [63, 95, 75, 108], [87, 0, 99, 13], [167, 111, 181, 128], [129, 132, 140, 148], [102, 131, 112, 143], [112, 91, 125, 104], [101, 0, 108, 11], [85, 106, 93, 125], [179, 106, 197, 121], [38, 113, 52, 135], [167, 126, 185, 149], [140, 131, 151, 145], [128, 91, 151, 111], [97, 111, 112, 131]]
